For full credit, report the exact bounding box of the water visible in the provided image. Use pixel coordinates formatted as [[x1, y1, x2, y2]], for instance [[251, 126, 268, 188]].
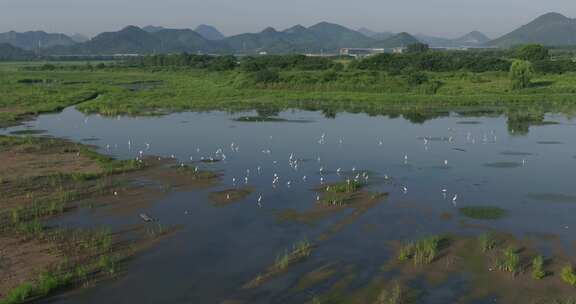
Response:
[[4, 106, 576, 303]]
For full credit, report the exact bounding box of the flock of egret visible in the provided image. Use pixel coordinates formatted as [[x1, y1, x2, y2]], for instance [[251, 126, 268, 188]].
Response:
[[102, 126, 508, 210]]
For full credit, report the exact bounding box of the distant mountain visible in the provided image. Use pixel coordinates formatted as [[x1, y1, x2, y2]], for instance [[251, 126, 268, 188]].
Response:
[[70, 33, 90, 43], [195, 25, 225, 40], [357, 28, 394, 41], [40, 22, 426, 55], [142, 25, 167, 33], [48, 26, 226, 55], [414, 34, 452, 47], [455, 31, 490, 45], [307, 22, 374, 49], [488, 12, 576, 47], [223, 22, 375, 54], [416, 31, 490, 47], [357, 27, 378, 37], [372, 32, 395, 41], [0, 43, 35, 60], [0, 31, 76, 50], [373, 32, 420, 48]]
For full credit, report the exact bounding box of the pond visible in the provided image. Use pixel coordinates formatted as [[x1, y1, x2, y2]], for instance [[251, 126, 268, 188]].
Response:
[[3, 106, 576, 303]]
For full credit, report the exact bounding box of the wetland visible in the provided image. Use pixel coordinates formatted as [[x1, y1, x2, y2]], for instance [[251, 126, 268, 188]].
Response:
[[2, 62, 576, 303]]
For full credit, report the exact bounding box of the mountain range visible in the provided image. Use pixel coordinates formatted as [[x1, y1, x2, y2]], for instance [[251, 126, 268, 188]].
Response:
[[1, 12, 575, 56], [44, 22, 421, 55], [415, 31, 491, 48]]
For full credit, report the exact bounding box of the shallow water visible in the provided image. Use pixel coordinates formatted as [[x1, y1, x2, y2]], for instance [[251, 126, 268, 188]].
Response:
[[3, 107, 576, 303]]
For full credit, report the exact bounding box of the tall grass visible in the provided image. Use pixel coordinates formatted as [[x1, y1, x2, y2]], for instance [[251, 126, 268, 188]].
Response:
[[398, 236, 443, 266], [478, 233, 496, 252], [561, 265, 576, 287], [531, 255, 546, 280], [375, 283, 404, 304], [274, 239, 312, 271], [496, 246, 521, 275]]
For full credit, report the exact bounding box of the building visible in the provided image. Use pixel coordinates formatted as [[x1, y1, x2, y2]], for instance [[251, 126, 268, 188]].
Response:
[[339, 48, 386, 58], [392, 47, 407, 54]]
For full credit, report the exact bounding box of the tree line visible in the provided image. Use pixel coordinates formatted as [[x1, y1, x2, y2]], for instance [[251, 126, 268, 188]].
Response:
[[124, 44, 576, 75]]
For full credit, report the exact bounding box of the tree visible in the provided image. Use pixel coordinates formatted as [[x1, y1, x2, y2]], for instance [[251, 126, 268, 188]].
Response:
[[406, 43, 430, 54], [510, 60, 534, 90], [516, 44, 550, 62]]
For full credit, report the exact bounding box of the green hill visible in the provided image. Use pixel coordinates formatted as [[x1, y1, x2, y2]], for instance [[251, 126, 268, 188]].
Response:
[[488, 12, 576, 47], [0, 31, 76, 50], [223, 22, 375, 54], [373, 32, 420, 48], [195, 25, 225, 40], [0, 43, 35, 60], [49, 26, 226, 55]]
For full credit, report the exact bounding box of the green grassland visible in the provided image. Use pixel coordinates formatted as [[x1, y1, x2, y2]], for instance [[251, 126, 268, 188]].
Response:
[[2, 62, 576, 127]]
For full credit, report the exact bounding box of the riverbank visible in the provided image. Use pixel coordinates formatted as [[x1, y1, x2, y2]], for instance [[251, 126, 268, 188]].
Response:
[[0, 135, 221, 303]]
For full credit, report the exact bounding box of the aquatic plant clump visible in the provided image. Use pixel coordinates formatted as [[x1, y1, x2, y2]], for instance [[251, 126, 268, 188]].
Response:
[[478, 233, 497, 252], [531, 255, 546, 280], [244, 239, 313, 289], [397, 236, 444, 266], [561, 265, 576, 287], [496, 246, 521, 275], [274, 239, 313, 271], [326, 179, 365, 194], [375, 283, 404, 304], [459, 206, 508, 220], [173, 164, 220, 180]]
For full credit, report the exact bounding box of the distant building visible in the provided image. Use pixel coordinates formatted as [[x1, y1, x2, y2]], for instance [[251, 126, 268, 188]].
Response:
[[339, 48, 385, 58], [392, 47, 407, 54]]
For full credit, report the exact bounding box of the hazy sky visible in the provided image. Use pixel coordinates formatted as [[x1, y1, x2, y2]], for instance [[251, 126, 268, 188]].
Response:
[[2, 0, 575, 38]]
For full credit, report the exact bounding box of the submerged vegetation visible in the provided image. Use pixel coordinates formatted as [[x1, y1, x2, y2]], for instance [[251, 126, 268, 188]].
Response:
[[459, 206, 508, 220], [244, 239, 313, 289]]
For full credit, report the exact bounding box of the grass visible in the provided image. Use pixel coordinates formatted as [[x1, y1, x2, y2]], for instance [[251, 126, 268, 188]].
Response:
[[375, 283, 404, 304], [496, 246, 521, 275], [244, 239, 313, 289], [459, 206, 508, 220], [274, 239, 313, 271], [478, 233, 497, 252], [174, 164, 220, 180], [0, 255, 124, 304], [561, 265, 576, 287], [531, 255, 547, 280], [2, 65, 576, 128], [398, 235, 444, 266], [326, 180, 364, 194]]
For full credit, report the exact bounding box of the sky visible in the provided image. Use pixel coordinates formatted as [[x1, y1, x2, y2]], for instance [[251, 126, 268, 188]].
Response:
[[1, 0, 575, 39]]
